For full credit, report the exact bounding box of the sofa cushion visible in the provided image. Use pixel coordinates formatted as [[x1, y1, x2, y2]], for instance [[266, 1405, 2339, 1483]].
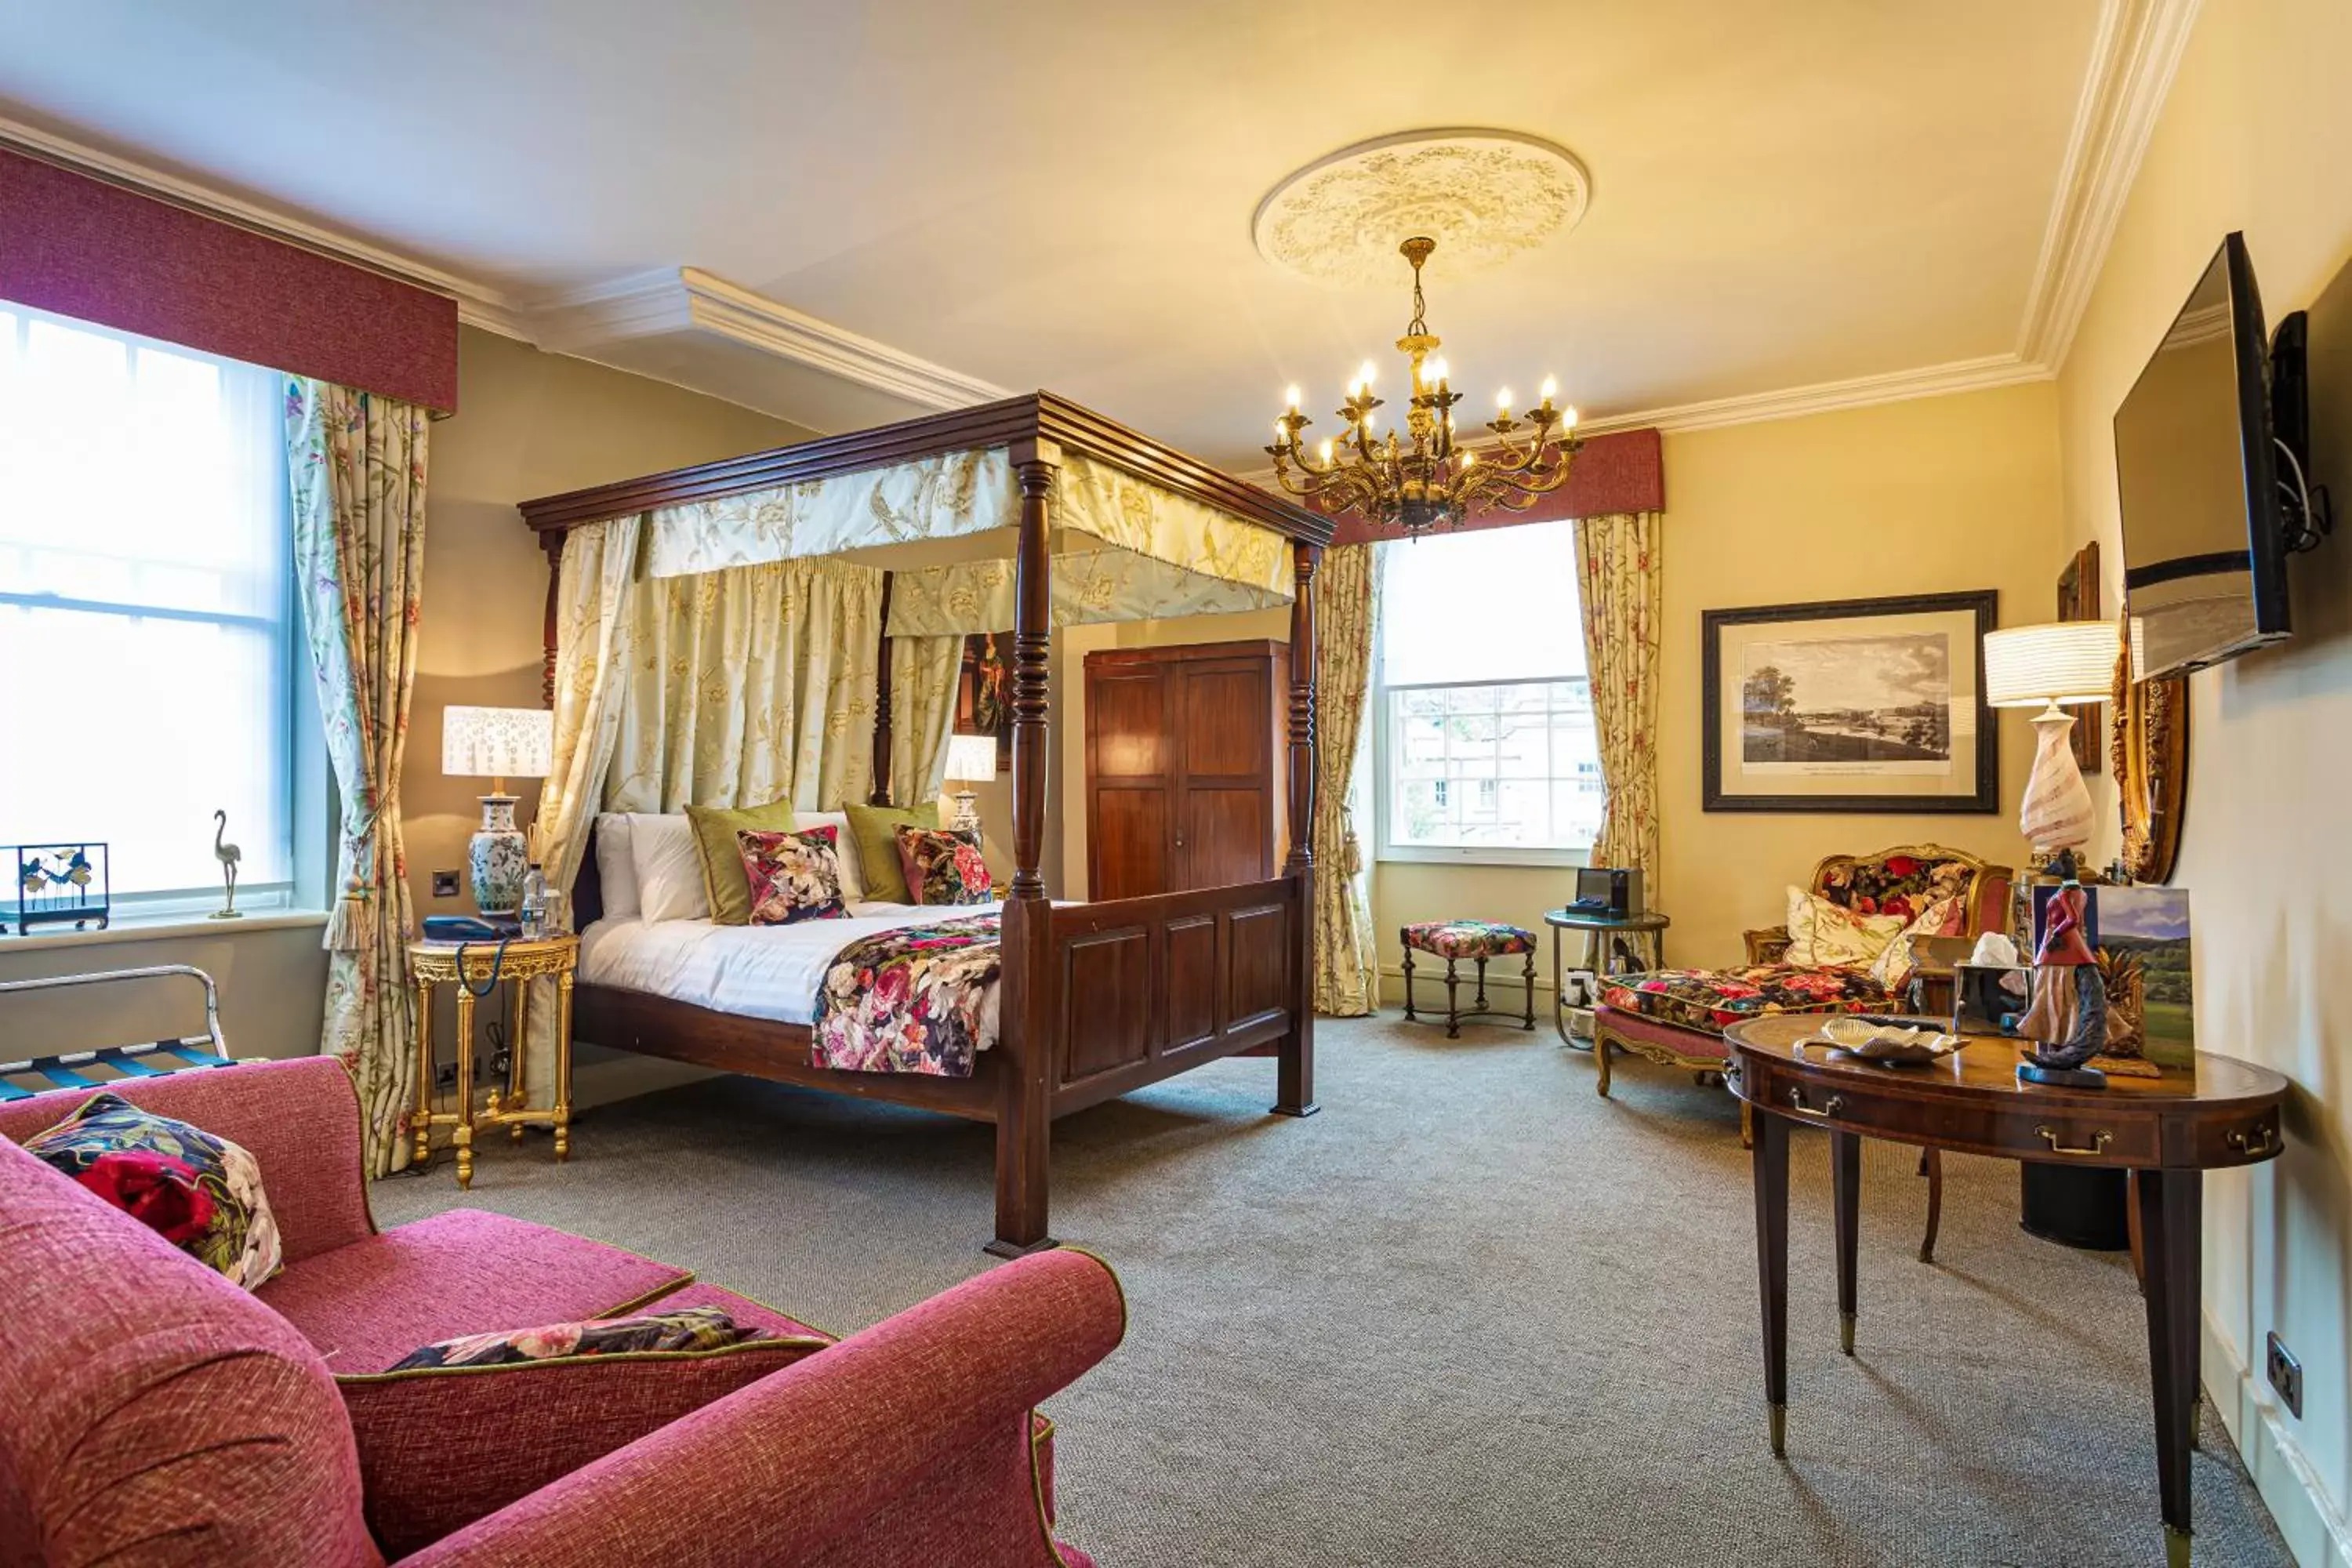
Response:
[[341, 1305, 829, 1557], [1784, 885, 1906, 970], [1599, 965, 1893, 1031], [0, 1138, 378, 1567], [21, 1090, 285, 1290], [1817, 851, 1980, 924], [259, 1207, 691, 1374], [390, 1304, 768, 1370], [1400, 920, 1536, 960]]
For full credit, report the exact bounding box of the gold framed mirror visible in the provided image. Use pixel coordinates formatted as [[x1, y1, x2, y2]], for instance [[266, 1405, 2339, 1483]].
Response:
[[2111, 605, 2189, 883]]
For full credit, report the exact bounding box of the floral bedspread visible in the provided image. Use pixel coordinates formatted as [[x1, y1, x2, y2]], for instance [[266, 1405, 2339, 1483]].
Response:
[[812, 913, 1002, 1078]]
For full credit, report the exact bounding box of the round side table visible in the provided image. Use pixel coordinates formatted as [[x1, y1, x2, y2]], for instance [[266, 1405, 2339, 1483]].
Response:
[[1544, 908, 1670, 1051]]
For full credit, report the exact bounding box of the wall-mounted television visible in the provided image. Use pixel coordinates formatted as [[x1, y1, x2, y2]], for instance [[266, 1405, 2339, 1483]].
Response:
[[2113, 231, 2328, 681]]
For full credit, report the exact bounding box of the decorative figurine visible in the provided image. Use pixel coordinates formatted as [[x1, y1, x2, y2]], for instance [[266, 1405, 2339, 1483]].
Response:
[[2016, 853, 2106, 1087], [211, 810, 244, 920]]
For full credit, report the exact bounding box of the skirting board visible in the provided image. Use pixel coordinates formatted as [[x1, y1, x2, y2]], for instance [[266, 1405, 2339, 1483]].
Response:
[[2205, 1307, 2352, 1568]]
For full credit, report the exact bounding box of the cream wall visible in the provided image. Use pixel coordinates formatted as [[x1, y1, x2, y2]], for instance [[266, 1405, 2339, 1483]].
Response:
[[2054, 0, 2352, 1557], [1374, 383, 2061, 1004]]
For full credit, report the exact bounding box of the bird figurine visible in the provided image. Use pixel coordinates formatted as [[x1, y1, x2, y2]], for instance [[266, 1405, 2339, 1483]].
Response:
[[210, 810, 243, 920]]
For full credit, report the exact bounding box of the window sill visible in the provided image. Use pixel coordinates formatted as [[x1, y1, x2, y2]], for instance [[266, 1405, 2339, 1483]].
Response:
[[1377, 845, 1593, 869], [0, 909, 330, 956]]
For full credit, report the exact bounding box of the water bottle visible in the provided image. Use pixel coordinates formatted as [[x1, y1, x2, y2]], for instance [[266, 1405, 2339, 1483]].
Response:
[[518, 862, 549, 939]]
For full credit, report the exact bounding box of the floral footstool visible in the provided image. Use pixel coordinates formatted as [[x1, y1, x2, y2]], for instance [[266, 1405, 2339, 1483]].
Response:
[[1399, 920, 1537, 1039]]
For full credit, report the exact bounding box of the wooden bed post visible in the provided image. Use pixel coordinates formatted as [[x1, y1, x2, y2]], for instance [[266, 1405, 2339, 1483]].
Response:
[[989, 437, 1061, 1258], [1276, 539, 1321, 1118], [869, 571, 895, 806], [539, 531, 565, 708]]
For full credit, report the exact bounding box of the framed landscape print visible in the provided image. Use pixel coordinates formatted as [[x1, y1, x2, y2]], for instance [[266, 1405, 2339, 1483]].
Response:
[[1702, 590, 1999, 813]]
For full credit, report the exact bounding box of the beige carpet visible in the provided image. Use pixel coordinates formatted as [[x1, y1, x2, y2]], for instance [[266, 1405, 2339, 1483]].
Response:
[[375, 1014, 2292, 1567]]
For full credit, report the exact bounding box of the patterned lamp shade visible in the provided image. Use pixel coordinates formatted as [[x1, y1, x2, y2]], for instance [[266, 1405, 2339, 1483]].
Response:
[[1984, 622, 2120, 708], [944, 732, 1000, 784], [441, 706, 554, 780]]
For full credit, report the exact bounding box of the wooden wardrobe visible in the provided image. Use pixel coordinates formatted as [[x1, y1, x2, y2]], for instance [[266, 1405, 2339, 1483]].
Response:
[[1084, 639, 1290, 900]]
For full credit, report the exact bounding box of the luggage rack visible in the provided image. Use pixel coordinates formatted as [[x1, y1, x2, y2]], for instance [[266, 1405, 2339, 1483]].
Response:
[[0, 964, 233, 1102]]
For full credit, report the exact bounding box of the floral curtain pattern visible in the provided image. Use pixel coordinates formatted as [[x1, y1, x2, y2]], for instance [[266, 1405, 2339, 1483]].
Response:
[[1574, 512, 1662, 880], [889, 633, 964, 808], [886, 546, 1291, 637], [604, 557, 884, 814], [646, 448, 1008, 579], [1312, 543, 1380, 1016], [285, 378, 428, 1178]]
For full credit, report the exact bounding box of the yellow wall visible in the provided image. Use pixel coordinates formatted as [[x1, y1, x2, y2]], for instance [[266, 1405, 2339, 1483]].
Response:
[[2054, 0, 2352, 1555], [1374, 383, 2062, 1003]]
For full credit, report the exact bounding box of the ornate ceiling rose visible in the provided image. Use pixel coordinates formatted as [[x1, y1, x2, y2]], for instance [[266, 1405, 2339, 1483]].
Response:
[[1252, 128, 1591, 289]]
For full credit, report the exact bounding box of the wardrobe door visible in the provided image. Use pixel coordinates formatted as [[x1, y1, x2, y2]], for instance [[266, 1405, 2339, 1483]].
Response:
[[1173, 657, 1273, 891], [1087, 666, 1174, 901]]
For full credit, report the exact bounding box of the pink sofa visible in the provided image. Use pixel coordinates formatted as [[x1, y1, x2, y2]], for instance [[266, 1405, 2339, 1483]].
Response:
[[0, 1057, 1123, 1565]]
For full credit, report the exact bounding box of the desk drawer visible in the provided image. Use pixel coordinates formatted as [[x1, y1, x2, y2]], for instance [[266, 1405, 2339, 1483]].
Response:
[[1990, 1111, 2160, 1167], [1748, 1063, 2159, 1167]]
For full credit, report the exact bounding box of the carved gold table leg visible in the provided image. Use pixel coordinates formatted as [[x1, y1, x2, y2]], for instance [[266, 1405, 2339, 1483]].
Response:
[[412, 977, 434, 1171], [554, 971, 574, 1162], [454, 985, 477, 1191], [510, 974, 531, 1141]]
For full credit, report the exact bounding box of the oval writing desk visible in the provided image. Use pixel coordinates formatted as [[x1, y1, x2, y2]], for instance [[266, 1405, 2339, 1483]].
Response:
[[1726, 1014, 2288, 1567]]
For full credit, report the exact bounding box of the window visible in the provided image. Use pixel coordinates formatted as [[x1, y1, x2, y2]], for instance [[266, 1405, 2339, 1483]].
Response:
[[0, 303, 306, 917], [1375, 519, 1602, 864]]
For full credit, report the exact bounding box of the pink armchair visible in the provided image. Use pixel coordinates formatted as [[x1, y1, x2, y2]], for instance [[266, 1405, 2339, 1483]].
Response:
[[0, 1058, 1122, 1565]]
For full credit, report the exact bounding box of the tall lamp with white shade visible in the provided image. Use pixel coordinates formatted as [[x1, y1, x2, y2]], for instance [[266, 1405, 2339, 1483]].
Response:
[[442, 706, 554, 915], [1983, 622, 2122, 862], [943, 733, 1001, 837]]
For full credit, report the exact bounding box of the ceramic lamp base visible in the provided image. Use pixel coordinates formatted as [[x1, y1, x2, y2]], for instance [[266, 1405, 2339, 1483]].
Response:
[[2019, 703, 2095, 855], [950, 790, 982, 836], [469, 794, 528, 915]]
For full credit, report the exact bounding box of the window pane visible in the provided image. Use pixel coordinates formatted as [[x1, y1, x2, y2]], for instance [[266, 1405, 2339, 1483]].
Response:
[[0, 303, 292, 899], [1384, 676, 1601, 853]]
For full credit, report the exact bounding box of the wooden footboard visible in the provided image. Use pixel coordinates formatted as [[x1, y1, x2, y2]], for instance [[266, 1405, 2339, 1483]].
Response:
[[1042, 877, 1305, 1116]]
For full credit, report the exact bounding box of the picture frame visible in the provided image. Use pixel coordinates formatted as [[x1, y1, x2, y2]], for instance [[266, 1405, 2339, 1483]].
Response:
[[1702, 590, 2000, 814], [954, 632, 1014, 771], [2057, 540, 2103, 774]]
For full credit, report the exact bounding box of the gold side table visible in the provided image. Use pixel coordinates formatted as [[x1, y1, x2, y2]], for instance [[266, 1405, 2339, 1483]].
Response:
[[407, 935, 579, 1189]]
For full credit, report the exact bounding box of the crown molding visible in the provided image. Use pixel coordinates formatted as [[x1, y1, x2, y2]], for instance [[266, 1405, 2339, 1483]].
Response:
[[0, 111, 529, 338], [2015, 0, 2203, 370], [531, 267, 1011, 415]]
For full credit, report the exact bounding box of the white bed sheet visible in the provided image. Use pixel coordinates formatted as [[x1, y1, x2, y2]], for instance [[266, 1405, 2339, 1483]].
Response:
[[578, 901, 1006, 1045]]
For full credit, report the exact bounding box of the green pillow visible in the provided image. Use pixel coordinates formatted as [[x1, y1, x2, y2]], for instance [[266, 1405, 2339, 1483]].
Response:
[[684, 798, 800, 926], [844, 801, 939, 903]]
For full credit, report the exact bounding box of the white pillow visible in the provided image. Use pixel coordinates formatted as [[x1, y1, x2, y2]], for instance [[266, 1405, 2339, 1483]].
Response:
[[592, 814, 640, 922], [794, 810, 865, 904], [630, 815, 710, 924]]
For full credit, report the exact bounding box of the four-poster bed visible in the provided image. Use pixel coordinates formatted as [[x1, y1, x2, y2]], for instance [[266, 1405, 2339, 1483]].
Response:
[[517, 393, 1330, 1255]]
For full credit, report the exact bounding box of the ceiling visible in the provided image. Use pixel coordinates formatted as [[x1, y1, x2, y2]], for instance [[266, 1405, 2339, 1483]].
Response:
[[0, 0, 2150, 470]]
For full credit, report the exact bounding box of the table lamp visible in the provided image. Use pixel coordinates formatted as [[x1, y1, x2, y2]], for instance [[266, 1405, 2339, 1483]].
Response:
[[442, 705, 554, 914], [943, 732, 1000, 836], [1983, 621, 2121, 862]]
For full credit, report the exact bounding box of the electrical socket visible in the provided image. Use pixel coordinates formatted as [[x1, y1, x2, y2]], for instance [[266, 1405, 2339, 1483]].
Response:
[[431, 870, 460, 898], [2267, 1330, 2303, 1418]]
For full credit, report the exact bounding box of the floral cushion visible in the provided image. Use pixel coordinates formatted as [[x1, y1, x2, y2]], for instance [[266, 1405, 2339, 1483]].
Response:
[[389, 1305, 768, 1371], [1400, 920, 1536, 960], [737, 825, 849, 925], [894, 825, 993, 906], [1784, 886, 1906, 969], [1817, 852, 1978, 925], [23, 1091, 283, 1289], [1599, 966, 1894, 1032], [1869, 894, 1965, 993]]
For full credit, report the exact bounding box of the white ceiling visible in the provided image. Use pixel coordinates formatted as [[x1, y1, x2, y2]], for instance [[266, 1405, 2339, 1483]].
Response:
[[0, 0, 2138, 468]]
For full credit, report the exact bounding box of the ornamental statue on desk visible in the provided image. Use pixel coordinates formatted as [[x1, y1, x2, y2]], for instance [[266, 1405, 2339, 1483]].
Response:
[[2016, 853, 2107, 1088]]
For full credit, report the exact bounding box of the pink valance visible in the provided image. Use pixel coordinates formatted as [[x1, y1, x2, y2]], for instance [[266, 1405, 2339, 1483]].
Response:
[[0, 147, 458, 412], [1326, 425, 1662, 544]]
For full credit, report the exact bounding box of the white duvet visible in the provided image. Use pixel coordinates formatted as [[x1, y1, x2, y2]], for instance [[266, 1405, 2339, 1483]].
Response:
[[578, 902, 1007, 1047]]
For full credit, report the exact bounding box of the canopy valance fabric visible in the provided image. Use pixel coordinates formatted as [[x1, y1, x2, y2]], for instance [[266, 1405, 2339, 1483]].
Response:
[[642, 446, 1294, 633]]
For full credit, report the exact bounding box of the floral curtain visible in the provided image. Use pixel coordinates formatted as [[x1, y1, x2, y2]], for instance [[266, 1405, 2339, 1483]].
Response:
[[1574, 512, 1663, 880], [1312, 543, 1380, 1016], [285, 379, 428, 1178], [889, 633, 964, 808], [604, 558, 884, 813]]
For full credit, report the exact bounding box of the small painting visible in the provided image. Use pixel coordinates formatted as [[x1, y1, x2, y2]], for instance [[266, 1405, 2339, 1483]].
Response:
[[955, 633, 1014, 771], [2096, 886, 2194, 1069], [1704, 591, 2000, 812]]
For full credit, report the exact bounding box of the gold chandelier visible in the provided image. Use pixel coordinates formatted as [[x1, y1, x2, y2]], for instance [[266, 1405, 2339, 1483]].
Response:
[[1266, 235, 1581, 537]]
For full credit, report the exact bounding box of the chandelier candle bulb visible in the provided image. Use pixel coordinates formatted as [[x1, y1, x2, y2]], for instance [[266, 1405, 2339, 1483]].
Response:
[[1540, 376, 1559, 405], [1285, 385, 1301, 412]]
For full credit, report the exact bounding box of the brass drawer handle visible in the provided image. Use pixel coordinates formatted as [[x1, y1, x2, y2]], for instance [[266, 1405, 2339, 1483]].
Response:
[[2034, 1125, 2113, 1157], [1786, 1087, 1843, 1120], [2227, 1123, 2278, 1158]]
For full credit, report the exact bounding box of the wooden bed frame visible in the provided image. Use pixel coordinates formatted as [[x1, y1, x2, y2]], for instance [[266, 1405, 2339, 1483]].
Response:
[[519, 392, 1332, 1255]]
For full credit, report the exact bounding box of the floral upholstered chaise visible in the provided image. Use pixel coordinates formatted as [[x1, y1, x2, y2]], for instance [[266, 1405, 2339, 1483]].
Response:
[[1591, 845, 2013, 1143]]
